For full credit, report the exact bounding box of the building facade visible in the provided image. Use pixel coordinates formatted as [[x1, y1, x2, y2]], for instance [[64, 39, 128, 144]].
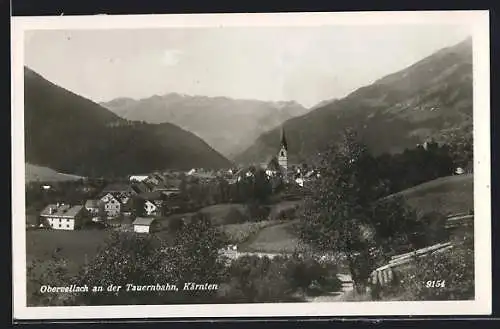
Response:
[[100, 193, 121, 218], [40, 204, 89, 230], [133, 217, 160, 234], [144, 200, 158, 216]]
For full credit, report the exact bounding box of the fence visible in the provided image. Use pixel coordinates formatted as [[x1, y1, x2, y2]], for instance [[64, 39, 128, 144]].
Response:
[[369, 242, 454, 287]]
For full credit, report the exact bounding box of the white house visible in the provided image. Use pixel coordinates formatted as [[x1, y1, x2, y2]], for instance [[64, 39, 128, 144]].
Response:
[[40, 203, 89, 230], [100, 193, 121, 218], [132, 217, 160, 234]]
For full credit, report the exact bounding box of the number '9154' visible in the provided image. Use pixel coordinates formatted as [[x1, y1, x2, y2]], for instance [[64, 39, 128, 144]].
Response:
[[425, 280, 446, 288]]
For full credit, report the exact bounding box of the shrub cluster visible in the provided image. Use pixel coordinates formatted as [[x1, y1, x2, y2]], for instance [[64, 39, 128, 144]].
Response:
[[217, 254, 342, 303]]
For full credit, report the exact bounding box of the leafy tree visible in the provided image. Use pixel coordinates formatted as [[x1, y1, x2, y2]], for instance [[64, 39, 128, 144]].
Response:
[[166, 212, 228, 289], [252, 168, 272, 203], [299, 129, 423, 294], [285, 253, 329, 297], [75, 212, 227, 305], [27, 254, 74, 306], [448, 132, 473, 171], [220, 255, 295, 303], [369, 196, 423, 257], [216, 177, 230, 203], [75, 232, 164, 305], [130, 196, 146, 217], [97, 202, 107, 221]]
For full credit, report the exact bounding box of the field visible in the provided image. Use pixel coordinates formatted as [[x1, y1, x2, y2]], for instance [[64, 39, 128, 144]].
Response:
[[25, 163, 83, 183], [237, 175, 473, 253], [198, 203, 251, 225], [393, 174, 473, 216], [239, 219, 302, 253], [220, 220, 283, 245], [26, 229, 111, 274]]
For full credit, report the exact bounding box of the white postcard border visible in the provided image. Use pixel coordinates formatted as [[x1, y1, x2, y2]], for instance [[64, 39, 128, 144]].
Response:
[[11, 10, 491, 320]]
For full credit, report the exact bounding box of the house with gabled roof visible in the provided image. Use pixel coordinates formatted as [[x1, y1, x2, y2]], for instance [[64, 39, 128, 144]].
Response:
[[40, 203, 90, 230], [137, 191, 165, 216], [99, 193, 121, 218], [133, 217, 161, 234]]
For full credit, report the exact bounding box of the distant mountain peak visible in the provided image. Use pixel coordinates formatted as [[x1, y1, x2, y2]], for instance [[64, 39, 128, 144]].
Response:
[[24, 68, 232, 177], [236, 38, 473, 164], [101, 93, 310, 158]]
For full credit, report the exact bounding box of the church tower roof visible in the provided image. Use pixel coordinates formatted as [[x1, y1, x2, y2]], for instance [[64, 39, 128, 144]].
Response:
[[280, 127, 288, 151]]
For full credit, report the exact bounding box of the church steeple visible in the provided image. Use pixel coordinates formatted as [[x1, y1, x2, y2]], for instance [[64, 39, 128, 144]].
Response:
[[280, 127, 288, 151], [278, 127, 288, 177]]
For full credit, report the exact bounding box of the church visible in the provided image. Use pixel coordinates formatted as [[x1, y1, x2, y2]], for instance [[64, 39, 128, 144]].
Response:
[[277, 127, 288, 176], [265, 127, 289, 178]]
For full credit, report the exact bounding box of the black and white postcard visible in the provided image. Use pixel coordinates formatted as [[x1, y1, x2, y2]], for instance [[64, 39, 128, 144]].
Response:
[[11, 11, 491, 320]]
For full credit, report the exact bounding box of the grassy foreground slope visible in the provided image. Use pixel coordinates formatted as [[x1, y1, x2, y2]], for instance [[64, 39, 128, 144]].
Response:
[[239, 220, 301, 253], [25, 163, 84, 183], [394, 174, 473, 216]]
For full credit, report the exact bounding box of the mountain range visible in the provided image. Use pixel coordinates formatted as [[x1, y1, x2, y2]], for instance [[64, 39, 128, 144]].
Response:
[[100, 94, 309, 159], [23, 36, 473, 177], [235, 37, 473, 164], [24, 67, 232, 177]]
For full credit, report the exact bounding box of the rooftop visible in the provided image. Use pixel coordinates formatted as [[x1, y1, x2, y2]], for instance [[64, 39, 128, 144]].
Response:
[[40, 204, 85, 218], [132, 217, 157, 226]]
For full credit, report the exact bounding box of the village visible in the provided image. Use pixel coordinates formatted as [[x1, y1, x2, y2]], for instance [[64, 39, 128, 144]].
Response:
[[27, 130, 318, 235]]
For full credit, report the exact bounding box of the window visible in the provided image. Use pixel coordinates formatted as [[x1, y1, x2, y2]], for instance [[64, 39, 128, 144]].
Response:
[[67, 224, 70, 228]]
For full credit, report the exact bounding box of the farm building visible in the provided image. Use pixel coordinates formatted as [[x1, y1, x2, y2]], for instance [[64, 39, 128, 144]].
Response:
[[100, 193, 122, 218], [84, 199, 101, 216], [40, 203, 90, 230], [132, 217, 161, 234]]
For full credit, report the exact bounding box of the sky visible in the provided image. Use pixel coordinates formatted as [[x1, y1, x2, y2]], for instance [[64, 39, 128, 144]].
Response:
[[24, 25, 471, 108]]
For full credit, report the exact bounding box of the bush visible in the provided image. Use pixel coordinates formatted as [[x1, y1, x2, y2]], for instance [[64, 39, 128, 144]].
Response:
[[287, 254, 342, 295], [389, 235, 474, 301], [218, 255, 296, 303], [27, 256, 75, 306], [269, 201, 302, 221], [417, 211, 450, 246], [74, 213, 227, 306], [167, 217, 184, 232], [218, 254, 342, 303], [246, 202, 271, 221]]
